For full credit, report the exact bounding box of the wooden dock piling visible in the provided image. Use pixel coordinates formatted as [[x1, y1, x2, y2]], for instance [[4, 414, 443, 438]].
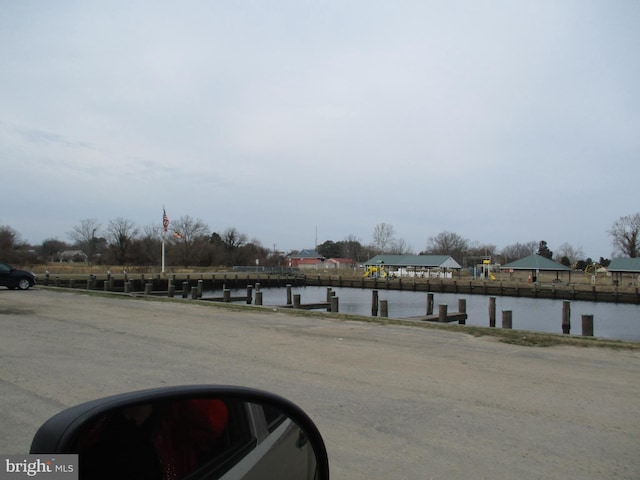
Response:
[[502, 310, 513, 329], [562, 301, 571, 334], [582, 314, 594, 336]]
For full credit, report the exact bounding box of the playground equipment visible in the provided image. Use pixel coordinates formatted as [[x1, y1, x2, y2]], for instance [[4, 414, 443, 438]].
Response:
[[363, 266, 387, 278], [584, 264, 607, 284], [481, 259, 496, 280]]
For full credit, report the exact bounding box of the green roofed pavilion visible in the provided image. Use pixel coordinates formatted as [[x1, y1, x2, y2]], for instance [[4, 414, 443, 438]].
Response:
[[501, 254, 571, 271], [363, 255, 462, 279], [365, 255, 462, 269], [501, 254, 571, 283], [607, 258, 640, 273]]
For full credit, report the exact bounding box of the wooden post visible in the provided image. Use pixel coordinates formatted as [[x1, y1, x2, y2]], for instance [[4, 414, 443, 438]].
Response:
[[371, 290, 379, 316], [380, 300, 388, 317], [326, 287, 333, 302], [426, 293, 434, 316], [246, 285, 253, 304], [582, 314, 594, 336], [286, 284, 292, 305], [562, 301, 571, 334], [489, 297, 496, 328], [438, 304, 448, 322], [182, 282, 189, 298], [255, 291, 263, 305], [458, 299, 466, 324], [502, 310, 512, 329], [197, 279, 203, 298], [293, 294, 301, 309], [223, 289, 231, 302], [458, 298, 466, 313], [331, 296, 339, 313]]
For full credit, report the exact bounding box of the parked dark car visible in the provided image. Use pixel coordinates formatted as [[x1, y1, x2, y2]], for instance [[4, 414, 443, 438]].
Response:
[[0, 261, 37, 290]]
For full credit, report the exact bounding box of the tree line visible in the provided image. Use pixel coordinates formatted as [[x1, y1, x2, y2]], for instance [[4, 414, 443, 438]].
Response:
[[1, 212, 639, 269]]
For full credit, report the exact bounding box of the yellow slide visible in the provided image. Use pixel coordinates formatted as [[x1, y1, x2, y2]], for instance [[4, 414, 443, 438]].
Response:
[[364, 266, 387, 278]]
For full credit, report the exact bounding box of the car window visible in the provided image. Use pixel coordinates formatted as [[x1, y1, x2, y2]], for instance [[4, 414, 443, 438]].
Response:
[[198, 400, 258, 478], [261, 404, 287, 433]]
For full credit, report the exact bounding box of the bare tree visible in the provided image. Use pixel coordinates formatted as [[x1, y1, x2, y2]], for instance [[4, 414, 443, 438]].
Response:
[[498, 241, 538, 264], [106, 217, 139, 265], [372, 223, 395, 253], [554, 242, 585, 266], [423, 231, 469, 262], [169, 215, 210, 267], [40, 238, 69, 262], [130, 224, 163, 266], [609, 212, 640, 257], [342, 234, 365, 263], [389, 238, 414, 255], [0, 225, 26, 263], [221, 227, 247, 250], [68, 219, 103, 264], [220, 227, 248, 265]]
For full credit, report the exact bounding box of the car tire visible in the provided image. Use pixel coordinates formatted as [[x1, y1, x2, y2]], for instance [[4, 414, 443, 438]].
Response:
[[17, 278, 32, 290]]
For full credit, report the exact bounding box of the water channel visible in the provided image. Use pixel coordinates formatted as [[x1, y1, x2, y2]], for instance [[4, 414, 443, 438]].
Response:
[[214, 286, 640, 341]]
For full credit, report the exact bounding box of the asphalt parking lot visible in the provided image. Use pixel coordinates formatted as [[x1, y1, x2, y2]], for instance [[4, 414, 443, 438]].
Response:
[[1, 289, 639, 479]]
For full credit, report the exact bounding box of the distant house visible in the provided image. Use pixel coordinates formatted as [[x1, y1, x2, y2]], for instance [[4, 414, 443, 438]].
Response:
[[325, 258, 356, 269], [286, 249, 322, 268], [58, 250, 88, 263], [286, 250, 355, 270], [363, 255, 462, 278]]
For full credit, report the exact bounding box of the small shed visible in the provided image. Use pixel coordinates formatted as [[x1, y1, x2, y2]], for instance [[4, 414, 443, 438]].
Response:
[[501, 254, 572, 282], [364, 255, 462, 278]]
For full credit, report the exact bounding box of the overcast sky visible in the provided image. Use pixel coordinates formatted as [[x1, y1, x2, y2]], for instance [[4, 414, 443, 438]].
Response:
[[1, 1, 638, 259]]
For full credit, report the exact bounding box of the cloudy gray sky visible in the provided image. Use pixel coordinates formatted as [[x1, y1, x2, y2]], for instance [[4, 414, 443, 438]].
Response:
[[2, 1, 638, 259]]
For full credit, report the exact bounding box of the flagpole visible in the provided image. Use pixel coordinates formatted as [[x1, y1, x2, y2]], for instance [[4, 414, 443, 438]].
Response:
[[162, 207, 169, 274], [161, 234, 165, 274]]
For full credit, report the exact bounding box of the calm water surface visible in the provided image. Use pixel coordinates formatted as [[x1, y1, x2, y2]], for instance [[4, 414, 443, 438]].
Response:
[[215, 286, 640, 341]]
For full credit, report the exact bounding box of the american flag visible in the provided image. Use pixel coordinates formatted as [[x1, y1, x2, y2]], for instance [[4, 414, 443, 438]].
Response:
[[163, 208, 169, 232]]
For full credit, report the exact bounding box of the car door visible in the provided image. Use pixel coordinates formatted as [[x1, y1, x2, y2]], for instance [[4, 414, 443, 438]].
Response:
[[0, 262, 11, 287]]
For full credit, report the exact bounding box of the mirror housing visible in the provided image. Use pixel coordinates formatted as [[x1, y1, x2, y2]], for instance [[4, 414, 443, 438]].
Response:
[[30, 385, 329, 480]]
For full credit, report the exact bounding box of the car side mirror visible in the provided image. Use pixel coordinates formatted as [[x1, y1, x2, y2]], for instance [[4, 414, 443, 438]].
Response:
[[30, 385, 329, 480]]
